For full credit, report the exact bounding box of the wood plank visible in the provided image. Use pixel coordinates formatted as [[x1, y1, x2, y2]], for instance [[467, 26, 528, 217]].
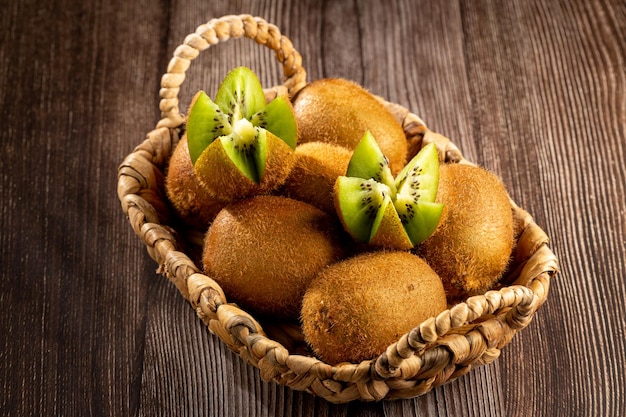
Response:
[[457, 1, 626, 416], [0, 0, 168, 415], [1, 0, 625, 415]]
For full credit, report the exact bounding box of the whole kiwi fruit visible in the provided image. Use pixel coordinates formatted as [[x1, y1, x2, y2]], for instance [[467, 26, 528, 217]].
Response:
[[292, 78, 408, 174], [334, 134, 443, 250], [416, 163, 515, 302], [301, 251, 447, 364], [202, 195, 347, 321], [282, 141, 353, 214], [165, 135, 227, 229]]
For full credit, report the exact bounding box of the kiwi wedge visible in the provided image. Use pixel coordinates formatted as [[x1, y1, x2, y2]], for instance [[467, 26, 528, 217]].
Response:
[[415, 163, 515, 301], [202, 195, 347, 321], [164, 135, 228, 229], [292, 78, 408, 174], [186, 67, 298, 201], [334, 132, 443, 250], [301, 251, 447, 364]]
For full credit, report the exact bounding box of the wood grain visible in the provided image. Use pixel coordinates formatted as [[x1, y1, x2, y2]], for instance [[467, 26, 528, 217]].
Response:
[[0, 0, 624, 416]]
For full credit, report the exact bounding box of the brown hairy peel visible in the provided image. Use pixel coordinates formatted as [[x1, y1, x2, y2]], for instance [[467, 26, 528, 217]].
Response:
[[202, 195, 348, 321], [301, 251, 447, 364], [282, 142, 353, 215], [415, 163, 515, 302], [164, 136, 228, 229], [194, 130, 296, 201], [292, 78, 408, 174]]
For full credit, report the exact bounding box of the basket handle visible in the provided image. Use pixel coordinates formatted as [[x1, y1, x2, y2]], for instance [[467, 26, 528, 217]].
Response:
[[156, 14, 307, 129]]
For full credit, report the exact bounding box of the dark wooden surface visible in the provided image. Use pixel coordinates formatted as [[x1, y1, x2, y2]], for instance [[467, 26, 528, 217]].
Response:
[[1, 0, 625, 416]]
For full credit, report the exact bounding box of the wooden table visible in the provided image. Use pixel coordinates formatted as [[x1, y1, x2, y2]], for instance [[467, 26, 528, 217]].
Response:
[[2, 0, 624, 415]]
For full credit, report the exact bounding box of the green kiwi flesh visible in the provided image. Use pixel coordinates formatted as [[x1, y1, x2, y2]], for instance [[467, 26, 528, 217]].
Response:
[[334, 133, 443, 249], [334, 176, 395, 244], [215, 65, 266, 120], [301, 251, 447, 364], [392, 143, 443, 245], [186, 67, 297, 199], [186, 90, 228, 165], [250, 95, 297, 149], [346, 131, 395, 191]]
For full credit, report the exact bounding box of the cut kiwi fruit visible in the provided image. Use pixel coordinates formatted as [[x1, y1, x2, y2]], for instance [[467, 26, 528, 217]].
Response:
[[334, 132, 443, 250], [250, 95, 297, 148], [346, 131, 396, 192], [334, 177, 395, 244], [186, 67, 297, 201], [164, 135, 228, 229], [392, 142, 444, 245], [301, 251, 447, 364]]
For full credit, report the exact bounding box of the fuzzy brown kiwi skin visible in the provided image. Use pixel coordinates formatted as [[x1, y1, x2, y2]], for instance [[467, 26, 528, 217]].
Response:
[[165, 135, 228, 229], [415, 163, 516, 302], [292, 78, 408, 174], [202, 195, 349, 321], [194, 129, 297, 202], [281, 142, 353, 215], [301, 251, 447, 364]]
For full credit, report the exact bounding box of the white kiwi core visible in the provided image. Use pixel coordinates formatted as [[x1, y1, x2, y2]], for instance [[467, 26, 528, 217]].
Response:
[[231, 118, 258, 152]]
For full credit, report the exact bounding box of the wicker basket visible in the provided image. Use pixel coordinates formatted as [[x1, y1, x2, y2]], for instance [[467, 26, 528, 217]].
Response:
[[117, 14, 559, 403]]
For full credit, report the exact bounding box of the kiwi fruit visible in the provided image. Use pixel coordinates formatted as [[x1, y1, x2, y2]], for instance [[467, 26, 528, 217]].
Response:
[[415, 163, 515, 301], [301, 251, 447, 364], [292, 78, 408, 174], [334, 133, 443, 250], [202, 195, 347, 321], [281, 142, 353, 214], [164, 136, 228, 229], [186, 67, 298, 201]]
